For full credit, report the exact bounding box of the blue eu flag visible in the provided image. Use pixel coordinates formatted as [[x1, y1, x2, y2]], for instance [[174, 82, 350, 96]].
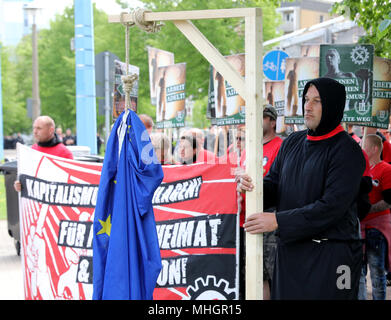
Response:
[[93, 109, 163, 300]]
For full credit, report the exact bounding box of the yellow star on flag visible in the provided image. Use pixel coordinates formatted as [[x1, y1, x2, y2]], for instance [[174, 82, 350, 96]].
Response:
[[97, 214, 112, 237]]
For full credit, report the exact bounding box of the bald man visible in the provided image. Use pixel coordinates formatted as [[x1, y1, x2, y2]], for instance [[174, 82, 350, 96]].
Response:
[[14, 116, 73, 192]]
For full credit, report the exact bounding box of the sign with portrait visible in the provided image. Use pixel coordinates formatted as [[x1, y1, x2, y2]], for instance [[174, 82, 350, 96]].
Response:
[[365, 57, 391, 129], [319, 44, 374, 122], [211, 54, 246, 126], [284, 57, 319, 124], [265, 81, 286, 134], [155, 63, 187, 129], [147, 47, 175, 106]]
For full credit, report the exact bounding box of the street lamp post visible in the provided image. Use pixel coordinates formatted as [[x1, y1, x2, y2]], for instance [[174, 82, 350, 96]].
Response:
[[24, 6, 41, 122]]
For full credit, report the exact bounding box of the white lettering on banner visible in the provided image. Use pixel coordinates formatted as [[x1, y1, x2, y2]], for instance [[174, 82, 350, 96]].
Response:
[[156, 217, 222, 249], [57, 220, 93, 249], [76, 256, 93, 284], [157, 257, 188, 287], [152, 176, 202, 205], [21, 174, 98, 208]]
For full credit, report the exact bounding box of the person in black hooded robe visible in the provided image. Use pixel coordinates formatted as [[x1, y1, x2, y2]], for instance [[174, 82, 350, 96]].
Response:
[[238, 77, 365, 299]]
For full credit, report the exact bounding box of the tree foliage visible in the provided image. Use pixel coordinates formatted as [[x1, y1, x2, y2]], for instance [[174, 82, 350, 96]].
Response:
[[0, 45, 31, 135], [332, 0, 391, 59]]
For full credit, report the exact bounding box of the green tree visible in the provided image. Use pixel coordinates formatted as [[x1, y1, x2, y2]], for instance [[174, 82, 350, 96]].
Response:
[[38, 7, 76, 131], [10, 7, 76, 133], [332, 0, 391, 58], [1, 44, 31, 135]]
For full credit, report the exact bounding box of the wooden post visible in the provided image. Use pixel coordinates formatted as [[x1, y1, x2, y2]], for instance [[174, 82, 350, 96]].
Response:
[[244, 8, 263, 300], [223, 125, 228, 155], [109, 8, 264, 300], [213, 126, 219, 156], [363, 126, 368, 139]]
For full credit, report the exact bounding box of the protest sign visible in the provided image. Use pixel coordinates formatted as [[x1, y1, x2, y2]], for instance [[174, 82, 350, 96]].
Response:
[[155, 63, 187, 129], [319, 44, 374, 122]]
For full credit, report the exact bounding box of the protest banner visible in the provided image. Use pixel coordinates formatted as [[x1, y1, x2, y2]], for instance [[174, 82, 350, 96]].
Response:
[[148, 47, 175, 106], [153, 162, 238, 300], [112, 60, 139, 119], [284, 57, 319, 125], [17, 144, 102, 300], [319, 44, 374, 123], [155, 63, 187, 129], [17, 145, 238, 300]]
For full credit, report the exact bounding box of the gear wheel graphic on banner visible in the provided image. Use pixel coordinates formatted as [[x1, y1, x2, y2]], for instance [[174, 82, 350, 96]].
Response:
[[185, 276, 236, 300], [350, 46, 369, 65]]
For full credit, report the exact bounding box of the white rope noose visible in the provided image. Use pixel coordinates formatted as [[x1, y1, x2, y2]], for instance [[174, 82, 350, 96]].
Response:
[[120, 8, 163, 111]]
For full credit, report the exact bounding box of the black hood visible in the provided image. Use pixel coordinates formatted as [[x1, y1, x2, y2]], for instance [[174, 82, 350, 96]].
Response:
[[37, 133, 62, 147], [302, 77, 346, 137]]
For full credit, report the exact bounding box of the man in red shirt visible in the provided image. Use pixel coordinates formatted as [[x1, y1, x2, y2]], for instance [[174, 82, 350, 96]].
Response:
[[14, 115, 73, 192], [239, 105, 283, 173], [359, 134, 391, 300], [365, 127, 391, 163], [237, 105, 283, 299]]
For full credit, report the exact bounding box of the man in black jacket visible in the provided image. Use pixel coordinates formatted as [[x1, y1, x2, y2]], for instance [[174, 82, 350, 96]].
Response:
[[238, 77, 365, 299]]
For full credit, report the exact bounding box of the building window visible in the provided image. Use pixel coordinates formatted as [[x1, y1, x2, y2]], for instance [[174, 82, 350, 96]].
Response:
[[320, 15, 324, 23], [284, 11, 294, 22]]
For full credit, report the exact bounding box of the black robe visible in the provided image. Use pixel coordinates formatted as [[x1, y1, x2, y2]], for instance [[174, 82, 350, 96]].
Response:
[[265, 78, 365, 300]]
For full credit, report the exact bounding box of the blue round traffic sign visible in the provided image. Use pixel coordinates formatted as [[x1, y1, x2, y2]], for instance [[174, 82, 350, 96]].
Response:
[[263, 50, 289, 81]]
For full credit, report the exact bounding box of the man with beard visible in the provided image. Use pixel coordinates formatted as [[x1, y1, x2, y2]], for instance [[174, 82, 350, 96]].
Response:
[[238, 78, 365, 299]]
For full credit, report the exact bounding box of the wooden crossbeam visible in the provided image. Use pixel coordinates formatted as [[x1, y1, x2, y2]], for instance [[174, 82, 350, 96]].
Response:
[[108, 8, 257, 23], [172, 20, 245, 98]]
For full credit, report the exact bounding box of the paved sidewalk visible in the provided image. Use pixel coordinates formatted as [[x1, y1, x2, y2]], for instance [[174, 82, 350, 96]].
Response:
[[0, 220, 23, 300]]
